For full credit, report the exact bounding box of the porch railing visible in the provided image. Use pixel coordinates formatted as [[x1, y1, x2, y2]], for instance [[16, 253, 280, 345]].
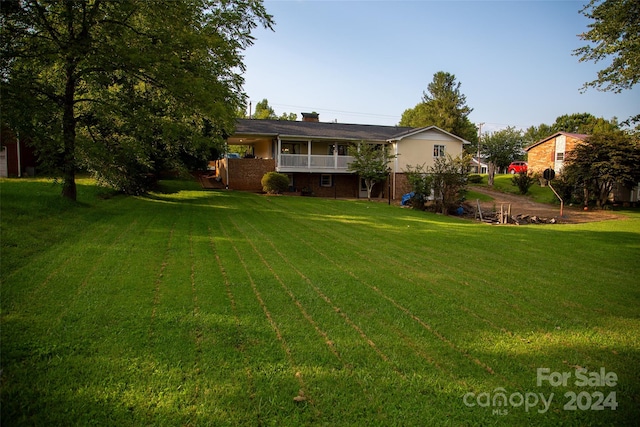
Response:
[[278, 154, 354, 172]]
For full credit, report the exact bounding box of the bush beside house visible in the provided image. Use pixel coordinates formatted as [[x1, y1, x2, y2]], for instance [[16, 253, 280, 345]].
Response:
[[261, 172, 289, 194]]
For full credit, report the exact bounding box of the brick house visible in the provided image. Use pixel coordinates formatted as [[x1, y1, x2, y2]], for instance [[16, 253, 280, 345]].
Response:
[[524, 132, 589, 175], [0, 126, 37, 177], [525, 131, 639, 203], [213, 115, 470, 199]]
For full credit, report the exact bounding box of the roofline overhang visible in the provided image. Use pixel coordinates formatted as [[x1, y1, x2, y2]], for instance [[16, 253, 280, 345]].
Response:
[[228, 132, 389, 144], [390, 125, 472, 144], [524, 131, 589, 152]]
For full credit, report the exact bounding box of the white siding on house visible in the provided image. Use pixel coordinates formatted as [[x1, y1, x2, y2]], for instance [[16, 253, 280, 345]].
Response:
[[554, 135, 566, 172], [395, 131, 464, 172]]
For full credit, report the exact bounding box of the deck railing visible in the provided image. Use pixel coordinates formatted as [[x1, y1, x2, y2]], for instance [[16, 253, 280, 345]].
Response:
[[278, 154, 354, 172]]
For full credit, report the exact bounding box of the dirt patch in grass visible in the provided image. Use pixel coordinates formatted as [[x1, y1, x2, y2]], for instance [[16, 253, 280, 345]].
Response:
[[469, 186, 625, 224]]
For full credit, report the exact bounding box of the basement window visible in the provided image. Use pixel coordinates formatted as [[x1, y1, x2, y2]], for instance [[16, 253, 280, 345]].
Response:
[[320, 174, 332, 187]]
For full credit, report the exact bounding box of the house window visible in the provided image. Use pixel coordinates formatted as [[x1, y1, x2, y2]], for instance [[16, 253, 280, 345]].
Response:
[[320, 174, 332, 187], [434, 145, 445, 157], [556, 152, 564, 161], [329, 144, 348, 155]]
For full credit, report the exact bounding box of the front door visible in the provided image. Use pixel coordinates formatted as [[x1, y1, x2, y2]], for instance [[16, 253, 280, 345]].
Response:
[[359, 178, 369, 198]]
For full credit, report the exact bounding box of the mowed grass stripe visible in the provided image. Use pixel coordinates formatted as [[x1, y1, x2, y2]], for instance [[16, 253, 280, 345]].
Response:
[[219, 195, 409, 421], [232, 203, 499, 388], [255, 199, 543, 385], [227, 195, 498, 423], [236, 194, 639, 402], [263, 196, 624, 339], [197, 195, 325, 424], [224, 201, 447, 423], [248, 198, 501, 371]]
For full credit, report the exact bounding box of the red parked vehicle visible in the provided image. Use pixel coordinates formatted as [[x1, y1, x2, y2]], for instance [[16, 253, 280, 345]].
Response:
[[507, 161, 528, 174]]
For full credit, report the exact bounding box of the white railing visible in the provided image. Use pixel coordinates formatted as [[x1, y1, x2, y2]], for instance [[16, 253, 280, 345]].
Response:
[[278, 154, 354, 172]]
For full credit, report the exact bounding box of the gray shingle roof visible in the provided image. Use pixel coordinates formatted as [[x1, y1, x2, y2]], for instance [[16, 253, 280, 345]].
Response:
[[234, 119, 416, 141]]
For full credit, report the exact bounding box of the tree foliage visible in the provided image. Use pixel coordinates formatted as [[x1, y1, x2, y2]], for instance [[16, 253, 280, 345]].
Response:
[[563, 131, 640, 207], [523, 113, 620, 145], [347, 143, 393, 201], [405, 154, 470, 214], [404, 164, 433, 210], [1, 0, 273, 198], [399, 71, 478, 144], [253, 98, 297, 120], [481, 126, 525, 186], [430, 154, 471, 214], [573, 0, 640, 94]]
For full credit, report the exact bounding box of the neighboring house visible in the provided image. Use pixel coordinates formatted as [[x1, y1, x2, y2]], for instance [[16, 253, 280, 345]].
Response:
[[214, 114, 470, 199], [524, 132, 589, 174], [525, 131, 639, 204], [0, 126, 37, 177], [470, 157, 488, 174]]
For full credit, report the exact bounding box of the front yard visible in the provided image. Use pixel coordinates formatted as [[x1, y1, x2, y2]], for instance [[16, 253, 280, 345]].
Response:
[[1, 178, 639, 425]]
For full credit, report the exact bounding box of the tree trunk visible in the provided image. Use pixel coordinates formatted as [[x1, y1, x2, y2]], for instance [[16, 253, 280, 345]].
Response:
[[61, 62, 77, 201], [583, 184, 589, 208], [487, 162, 496, 187], [366, 179, 373, 201]]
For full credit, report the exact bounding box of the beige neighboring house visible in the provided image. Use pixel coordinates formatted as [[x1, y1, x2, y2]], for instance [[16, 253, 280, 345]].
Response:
[[213, 114, 470, 199], [524, 132, 589, 174]]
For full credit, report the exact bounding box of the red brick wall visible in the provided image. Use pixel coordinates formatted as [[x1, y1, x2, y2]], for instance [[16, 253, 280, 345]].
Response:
[[394, 173, 412, 199], [527, 142, 555, 174], [527, 135, 585, 174], [225, 158, 276, 191], [292, 173, 360, 198]]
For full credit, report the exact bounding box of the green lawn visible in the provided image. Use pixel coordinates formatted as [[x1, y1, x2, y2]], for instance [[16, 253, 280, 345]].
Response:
[[2, 178, 639, 426]]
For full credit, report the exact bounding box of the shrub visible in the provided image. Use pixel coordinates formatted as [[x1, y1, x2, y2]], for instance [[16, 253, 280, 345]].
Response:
[[468, 174, 483, 184], [261, 172, 290, 194], [511, 172, 536, 195], [404, 164, 433, 210]]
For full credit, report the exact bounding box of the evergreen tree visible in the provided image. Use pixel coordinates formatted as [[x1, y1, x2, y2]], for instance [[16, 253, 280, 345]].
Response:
[[399, 71, 477, 143]]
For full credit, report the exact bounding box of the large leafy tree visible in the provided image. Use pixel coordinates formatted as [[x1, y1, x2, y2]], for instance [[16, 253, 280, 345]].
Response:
[[563, 131, 640, 208], [574, 0, 640, 94], [481, 126, 525, 186], [1, 0, 273, 198], [399, 71, 478, 144]]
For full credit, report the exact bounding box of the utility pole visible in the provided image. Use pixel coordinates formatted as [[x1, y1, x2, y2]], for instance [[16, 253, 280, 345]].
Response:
[[476, 122, 484, 173]]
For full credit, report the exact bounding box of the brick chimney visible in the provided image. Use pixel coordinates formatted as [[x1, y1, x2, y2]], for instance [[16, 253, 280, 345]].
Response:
[[301, 112, 319, 122]]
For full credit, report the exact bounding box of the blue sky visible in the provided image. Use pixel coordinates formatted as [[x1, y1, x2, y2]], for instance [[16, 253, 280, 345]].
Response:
[[242, 0, 639, 133]]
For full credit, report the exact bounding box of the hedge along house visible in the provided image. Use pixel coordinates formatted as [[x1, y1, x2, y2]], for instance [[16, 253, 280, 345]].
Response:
[[214, 114, 471, 199]]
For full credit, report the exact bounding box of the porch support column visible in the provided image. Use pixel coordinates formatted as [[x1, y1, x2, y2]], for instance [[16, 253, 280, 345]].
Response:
[[307, 140, 311, 171], [225, 142, 229, 189], [393, 142, 399, 199], [333, 143, 338, 169], [277, 136, 282, 169]]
